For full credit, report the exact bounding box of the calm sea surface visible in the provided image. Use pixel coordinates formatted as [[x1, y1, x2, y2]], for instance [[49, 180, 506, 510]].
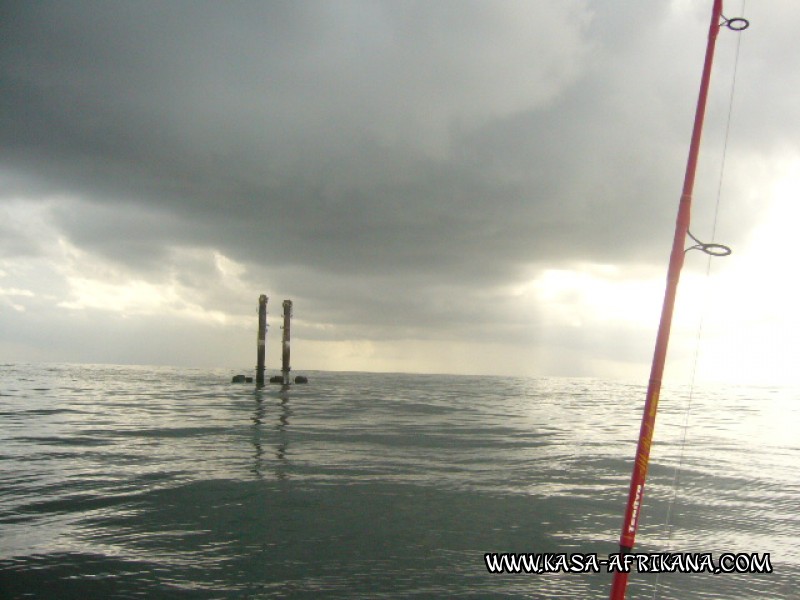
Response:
[[1, 364, 797, 599]]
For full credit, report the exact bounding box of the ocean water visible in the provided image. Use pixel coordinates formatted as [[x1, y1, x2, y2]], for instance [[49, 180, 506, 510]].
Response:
[[1, 363, 797, 599]]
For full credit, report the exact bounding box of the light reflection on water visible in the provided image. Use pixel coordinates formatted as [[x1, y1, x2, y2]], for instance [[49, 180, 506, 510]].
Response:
[[0, 364, 798, 598]]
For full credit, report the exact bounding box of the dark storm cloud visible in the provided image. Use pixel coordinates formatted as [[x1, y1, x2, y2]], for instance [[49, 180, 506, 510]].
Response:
[[0, 1, 586, 279], [1, 0, 797, 355]]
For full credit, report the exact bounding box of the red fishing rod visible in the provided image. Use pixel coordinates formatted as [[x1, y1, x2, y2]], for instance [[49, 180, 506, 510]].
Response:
[[609, 2, 747, 599]]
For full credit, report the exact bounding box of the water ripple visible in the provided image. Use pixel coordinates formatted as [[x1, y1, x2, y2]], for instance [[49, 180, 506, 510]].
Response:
[[1, 364, 798, 598]]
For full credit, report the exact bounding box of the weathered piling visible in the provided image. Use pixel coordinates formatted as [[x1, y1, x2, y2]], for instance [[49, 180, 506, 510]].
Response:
[[256, 294, 268, 387], [281, 299, 292, 385]]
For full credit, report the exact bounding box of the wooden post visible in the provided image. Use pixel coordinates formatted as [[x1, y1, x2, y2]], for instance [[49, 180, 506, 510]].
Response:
[[256, 294, 268, 387], [281, 299, 292, 385]]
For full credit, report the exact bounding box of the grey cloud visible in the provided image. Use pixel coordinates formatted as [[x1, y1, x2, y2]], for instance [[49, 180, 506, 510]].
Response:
[[1, 1, 593, 285], [1, 0, 796, 365], [0, 221, 40, 259]]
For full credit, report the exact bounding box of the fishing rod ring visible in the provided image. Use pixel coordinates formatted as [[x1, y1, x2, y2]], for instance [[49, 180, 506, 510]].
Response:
[[686, 231, 732, 257], [722, 16, 749, 31], [692, 242, 732, 257]]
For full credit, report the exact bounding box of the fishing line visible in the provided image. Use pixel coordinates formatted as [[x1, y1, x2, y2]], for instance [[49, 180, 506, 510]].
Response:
[[651, 3, 747, 599]]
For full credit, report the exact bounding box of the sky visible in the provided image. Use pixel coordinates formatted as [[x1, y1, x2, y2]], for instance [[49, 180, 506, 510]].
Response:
[[1, 0, 798, 385]]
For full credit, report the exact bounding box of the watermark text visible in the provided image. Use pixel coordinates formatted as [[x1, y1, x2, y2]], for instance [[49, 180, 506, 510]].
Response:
[[484, 552, 773, 575]]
